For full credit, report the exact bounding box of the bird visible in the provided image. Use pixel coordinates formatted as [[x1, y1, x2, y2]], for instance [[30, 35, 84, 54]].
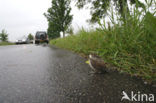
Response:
[[87, 54, 108, 74]]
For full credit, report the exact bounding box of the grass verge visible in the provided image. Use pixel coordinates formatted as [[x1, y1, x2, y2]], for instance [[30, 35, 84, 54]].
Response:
[[0, 42, 15, 46]]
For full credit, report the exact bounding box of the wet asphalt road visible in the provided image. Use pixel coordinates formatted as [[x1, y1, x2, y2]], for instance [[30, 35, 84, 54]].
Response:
[[0, 44, 155, 103]]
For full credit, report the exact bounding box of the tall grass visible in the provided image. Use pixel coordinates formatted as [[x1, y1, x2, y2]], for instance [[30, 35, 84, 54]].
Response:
[[51, 1, 156, 81]]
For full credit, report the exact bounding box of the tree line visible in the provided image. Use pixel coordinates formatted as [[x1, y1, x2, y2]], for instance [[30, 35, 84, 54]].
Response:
[[45, 0, 147, 39]]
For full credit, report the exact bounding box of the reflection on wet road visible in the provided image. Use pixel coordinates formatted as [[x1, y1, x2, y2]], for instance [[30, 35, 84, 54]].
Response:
[[0, 45, 154, 103]]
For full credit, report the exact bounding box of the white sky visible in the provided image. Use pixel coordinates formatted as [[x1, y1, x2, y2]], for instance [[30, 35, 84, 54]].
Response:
[[0, 0, 91, 41]]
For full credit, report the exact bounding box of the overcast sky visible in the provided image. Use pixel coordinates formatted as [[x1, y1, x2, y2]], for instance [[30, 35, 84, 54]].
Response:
[[0, 0, 91, 41]]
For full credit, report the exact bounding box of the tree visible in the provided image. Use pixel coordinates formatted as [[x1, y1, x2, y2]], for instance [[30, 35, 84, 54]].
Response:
[[47, 21, 60, 39], [66, 26, 74, 35], [76, 0, 145, 23], [28, 33, 34, 40], [44, 0, 73, 38], [0, 29, 8, 42]]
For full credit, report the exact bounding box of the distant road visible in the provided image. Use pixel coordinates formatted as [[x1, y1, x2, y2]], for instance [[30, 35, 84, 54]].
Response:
[[0, 44, 154, 103]]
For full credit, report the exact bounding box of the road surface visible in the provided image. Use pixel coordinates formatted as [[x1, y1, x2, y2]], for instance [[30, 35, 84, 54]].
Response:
[[0, 45, 155, 103]]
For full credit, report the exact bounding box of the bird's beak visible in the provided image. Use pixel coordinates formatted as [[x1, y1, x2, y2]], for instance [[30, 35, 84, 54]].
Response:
[[86, 60, 90, 64]]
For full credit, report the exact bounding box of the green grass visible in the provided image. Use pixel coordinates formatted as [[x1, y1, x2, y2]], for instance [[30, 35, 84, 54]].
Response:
[[0, 42, 15, 46], [50, 4, 156, 81]]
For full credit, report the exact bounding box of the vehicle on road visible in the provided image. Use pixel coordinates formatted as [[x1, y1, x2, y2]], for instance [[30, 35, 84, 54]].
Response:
[[35, 31, 49, 44], [16, 36, 28, 44], [27, 39, 34, 44]]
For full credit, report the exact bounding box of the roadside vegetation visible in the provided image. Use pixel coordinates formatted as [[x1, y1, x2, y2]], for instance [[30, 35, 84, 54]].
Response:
[[50, 0, 156, 81], [0, 29, 14, 46], [0, 29, 8, 42], [0, 42, 15, 46], [28, 33, 34, 40], [44, 0, 73, 38]]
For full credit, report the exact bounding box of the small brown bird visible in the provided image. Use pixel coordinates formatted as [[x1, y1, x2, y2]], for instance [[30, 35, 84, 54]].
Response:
[[88, 54, 108, 73]]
